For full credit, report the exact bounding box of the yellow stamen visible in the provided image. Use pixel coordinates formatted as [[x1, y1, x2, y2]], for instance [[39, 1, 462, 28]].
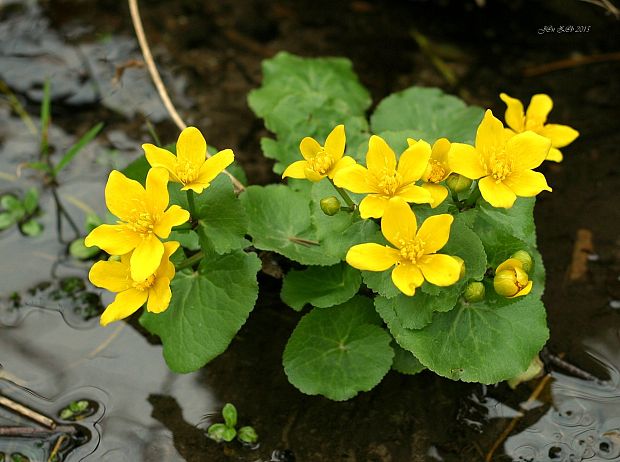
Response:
[[176, 162, 198, 184], [133, 274, 156, 291], [308, 151, 333, 175], [398, 239, 426, 263], [426, 160, 446, 183], [377, 169, 402, 195]]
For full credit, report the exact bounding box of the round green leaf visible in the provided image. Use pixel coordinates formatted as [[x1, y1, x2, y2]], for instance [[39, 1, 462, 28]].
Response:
[[21, 219, 43, 236], [140, 250, 261, 373], [222, 403, 237, 428], [370, 86, 484, 144], [281, 263, 361, 311], [391, 297, 549, 384], [392, 343, 426, 375], [237, 426, 258, 444], [283, 296, 394, 401], [69, 239, 100, 260]]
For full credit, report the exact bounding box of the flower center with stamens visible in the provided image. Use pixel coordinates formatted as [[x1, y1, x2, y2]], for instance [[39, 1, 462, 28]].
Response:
[[377, 170, 402, 196], [481, 148, 512, 182], [398, 239, 426, 263], [176, 162, 199, 184], [426, 160, 446, 183], [309, 151, 333, 175], [127, 211, 155, 235], [133, 274, 156, 291]]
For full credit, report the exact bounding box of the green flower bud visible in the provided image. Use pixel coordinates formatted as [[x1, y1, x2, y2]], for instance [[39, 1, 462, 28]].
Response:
[[507, 355, 544, 389], [463, 281, 485, 302], [511, 250, 533, 273], [320, 196, 341, 216], [446, 173, 473, 194]]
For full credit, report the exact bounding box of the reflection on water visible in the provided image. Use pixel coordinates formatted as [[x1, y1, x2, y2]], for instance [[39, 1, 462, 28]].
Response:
[[0, 307, 217, 461]]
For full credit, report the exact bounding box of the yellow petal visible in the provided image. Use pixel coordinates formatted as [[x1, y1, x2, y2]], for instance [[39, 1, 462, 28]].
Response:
[[496, 257, 524, 273], [282, 160, 309, 179], [328, 155, 356, 179], [147, 276, 172, 313], [130, 234, 164, 281], [431, 138, 451, 165], [100, 289, 148, 326], [324, 124, 346, 161], [397, 139, 432, 184], [366, 135, 396, 174], [448, 143, 486, 180], [143, 144, 181, 182], [421, 183, 448, 208], [154, 205, 190, 238], [299, 137, 322, 160], [538, 124, 579, 148], [503, 170, 552, 197], [476, 110, 507, 157], [88, 260, 132, 292], [397, 184, 433, 204], [303, 167, 326, 182], [381, 197, 417, 247], [346, 243, 399, 271], [145, 167, 169, 214], [416, 214, 453, 254], [176, 126, 206, 168], [546, 147, 563, 162], [499, 93, 525, 132], [181, 182, 208, 194], [156, 241, 180, 279], [507, 131, 551, 172], [359, 195, 389, 219], [105, 170, 146, 221], [84, 224, 140, 254], [417, 254, 461, 286], [196, 149, 235, 185], [511, 280, 533, 298], [333, 164, 371, 193], [391, 263, 424, 296], [526, 94, 553, 124], [479, 176, 517, 208]]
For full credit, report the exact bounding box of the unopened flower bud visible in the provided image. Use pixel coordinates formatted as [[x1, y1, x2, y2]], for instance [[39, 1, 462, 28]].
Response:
[[320, 196, 341, 216], [511, 250, 533, 273], [494, 258, 532, 298], [463, 281, 485, 302], [446, 173, 473, 194], [453, 256, 466, 280], [507, 355, 544, 389]]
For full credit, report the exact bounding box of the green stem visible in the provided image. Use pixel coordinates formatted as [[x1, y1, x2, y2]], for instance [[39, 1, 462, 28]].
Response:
[[186, 190, 197, 217], [328, 179, 356, 210], [464, 182, 481, 208], [176, 251, 204, 271]]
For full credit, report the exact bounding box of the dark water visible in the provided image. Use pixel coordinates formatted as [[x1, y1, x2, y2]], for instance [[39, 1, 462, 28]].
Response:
[[1, 0, 619, 461]]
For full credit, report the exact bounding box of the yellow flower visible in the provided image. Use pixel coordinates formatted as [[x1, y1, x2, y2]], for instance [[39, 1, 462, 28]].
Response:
[[281, 124, 355, 182], [333, 135, 432, 218], [143, 126, 234, 193], [89, 241, 180, 326], [449, 110, 552, 209], [493, 258, 533, 298], [84, 168, 189, 281], [407, 137, 452, 208], [346, 198, 461, 296], [500, 93, 579, 162]]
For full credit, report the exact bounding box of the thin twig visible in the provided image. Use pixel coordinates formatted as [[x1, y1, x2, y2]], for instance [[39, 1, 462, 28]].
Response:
[[48, 434, 68, 462], [523, 52, 620, 77], [485, 374, 553, 462], [541, 348, 601, 382], [127, 0, 245, 193], [0, 395, 56, 429], [0, 426, 76, 437]]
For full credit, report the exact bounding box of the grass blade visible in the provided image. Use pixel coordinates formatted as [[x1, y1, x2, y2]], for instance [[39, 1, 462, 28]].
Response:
[[54, 122, 104, 175]]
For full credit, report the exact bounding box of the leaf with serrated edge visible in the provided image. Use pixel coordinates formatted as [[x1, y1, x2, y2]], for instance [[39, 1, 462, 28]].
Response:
[[140, 250, 261, 373], [283, 296, 394, 400], [390, 297, 549, 384], [281, 263, 361, 311], [392, 342, 426, 375], [371, 86, 484, 144]]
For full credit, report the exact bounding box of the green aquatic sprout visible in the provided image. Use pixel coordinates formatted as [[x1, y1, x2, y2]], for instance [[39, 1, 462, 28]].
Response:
[[69, 212, 103, 260], [0, 188, 43, 236], [10, 454, 29, 462], [206, 403, 258, 445], [59, 399, 90, 421]]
